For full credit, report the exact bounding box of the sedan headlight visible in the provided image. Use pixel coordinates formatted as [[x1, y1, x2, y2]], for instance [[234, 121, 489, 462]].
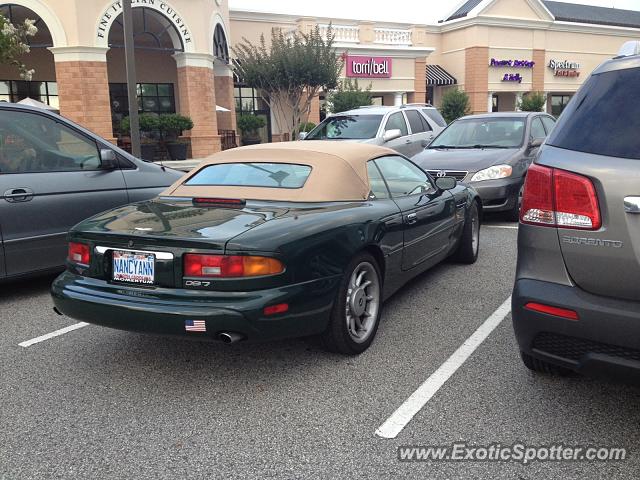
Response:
[[470, 164, 513, 182]]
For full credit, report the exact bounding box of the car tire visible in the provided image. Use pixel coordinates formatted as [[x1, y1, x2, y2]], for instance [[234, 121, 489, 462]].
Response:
[[321, 252, 382, 355], [506, 185, 523, 222], [520, 351, 573, 376], [451, 201, 480, 264]]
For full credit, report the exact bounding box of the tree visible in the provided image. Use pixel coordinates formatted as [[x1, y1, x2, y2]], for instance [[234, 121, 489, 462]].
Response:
[[233, 26, 342, 141], [0, 13, 37, 80], [327, 79, 372, 113], [519, 92, 546, 112], [440, 88, 470, 124]]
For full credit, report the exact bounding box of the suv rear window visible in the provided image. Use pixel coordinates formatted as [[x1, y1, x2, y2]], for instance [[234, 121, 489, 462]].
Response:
[[186, 163, 312, 189], [547, 67, 640, 160]]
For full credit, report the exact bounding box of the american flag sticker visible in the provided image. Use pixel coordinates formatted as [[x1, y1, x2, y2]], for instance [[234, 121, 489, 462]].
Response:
[[185, 320, 206, 332]]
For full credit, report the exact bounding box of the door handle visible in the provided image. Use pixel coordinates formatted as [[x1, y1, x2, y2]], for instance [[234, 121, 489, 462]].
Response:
[[406, 213, 418, 225], [624, 196, 640, 213], [3, 188, 34, 202]]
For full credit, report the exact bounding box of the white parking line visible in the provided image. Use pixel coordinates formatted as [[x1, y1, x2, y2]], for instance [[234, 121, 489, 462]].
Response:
[[485, 225, 519, 230], [375, 296, 512, 439], [18, 322, 89, 348]]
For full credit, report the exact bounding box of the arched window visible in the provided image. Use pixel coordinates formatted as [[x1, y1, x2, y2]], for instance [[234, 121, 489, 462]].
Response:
[[108, 7, 184, 53], [0, 4, 53, 48], [214, 24, 229, 64]]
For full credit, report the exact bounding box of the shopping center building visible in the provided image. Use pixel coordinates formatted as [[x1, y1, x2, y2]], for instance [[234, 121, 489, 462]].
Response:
[[1, 0, 639, 156]]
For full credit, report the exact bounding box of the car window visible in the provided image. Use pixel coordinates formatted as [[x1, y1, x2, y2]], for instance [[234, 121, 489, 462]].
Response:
[[530, 117, 546, 140], [405, 110, 425, 134], [541, 116, 556, 135], [373, 155, 432, 197], [0, 110, 100, 173], [384, 112, 408, 137], [366, 161, 390, 199], [430, 117, 526, 149], [422, 108, 447, 127], [304, 115, 382, 140], [419, 113, 433, 132], [186, 162, 312, 189], [548, 67, 640, 160]]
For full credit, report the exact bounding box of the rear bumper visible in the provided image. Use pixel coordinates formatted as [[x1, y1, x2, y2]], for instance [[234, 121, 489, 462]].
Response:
[[51, 271, 340, 342], [512, 278, 640, 382], [470, 176, 522, 212]]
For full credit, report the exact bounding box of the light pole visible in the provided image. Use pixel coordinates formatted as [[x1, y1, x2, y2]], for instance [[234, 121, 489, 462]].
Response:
[[123, 0, 140, 158]]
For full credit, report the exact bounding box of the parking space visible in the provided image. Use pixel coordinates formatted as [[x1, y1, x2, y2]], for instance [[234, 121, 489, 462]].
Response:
[[1, 219, 638, 479]]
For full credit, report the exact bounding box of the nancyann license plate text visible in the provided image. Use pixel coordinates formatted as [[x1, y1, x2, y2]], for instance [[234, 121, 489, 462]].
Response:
[[112, 251, 155, 284]]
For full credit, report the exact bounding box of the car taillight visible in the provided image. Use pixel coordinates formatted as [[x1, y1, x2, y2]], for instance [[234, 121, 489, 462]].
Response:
[[68, 242, 90, 265], [184, 254, 284, 278], [524, 302, 579, 321], [521, 164, 601, 230]]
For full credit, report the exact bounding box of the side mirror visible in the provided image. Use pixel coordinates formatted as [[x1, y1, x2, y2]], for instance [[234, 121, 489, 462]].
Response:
[[435, 176, 457, 191], [528, 138, 544, 149], [383, 129, 402, 143], [298, 132, 308, 140], [100, 149, 118, 170]]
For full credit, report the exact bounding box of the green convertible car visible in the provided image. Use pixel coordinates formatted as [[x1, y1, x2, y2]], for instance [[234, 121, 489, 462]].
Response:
[[52, 141, 481, 354]]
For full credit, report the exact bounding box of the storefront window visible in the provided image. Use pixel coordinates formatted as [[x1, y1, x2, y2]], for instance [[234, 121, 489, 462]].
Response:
[[551, 94, 572, 117], [109, 83, 175, 135], [0, 80, 59, 108], [234, 85, 271, 143]]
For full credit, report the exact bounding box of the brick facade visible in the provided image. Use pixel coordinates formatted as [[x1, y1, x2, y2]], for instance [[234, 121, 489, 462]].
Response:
[[176, 66, 221, 158], [214, 74, 236, 132], [55, 61, 114, 142], [532, 49, 546, 92], [407, 58, 427, 104], [308, 94, 320, 125], [464, 46, 490, 114]]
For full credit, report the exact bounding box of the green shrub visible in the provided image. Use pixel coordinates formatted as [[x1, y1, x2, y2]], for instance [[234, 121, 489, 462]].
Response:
[[519, 92, 546, 112], [120, 113, 160, 134], [237, 114, 266, 135], [327, 79, 372, 113], [158, 113, 193, 141], [440, 88, 470, 124]]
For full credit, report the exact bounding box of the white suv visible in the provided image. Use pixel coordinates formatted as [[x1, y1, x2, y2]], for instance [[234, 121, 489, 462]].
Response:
[[302, 105, 446, 157]]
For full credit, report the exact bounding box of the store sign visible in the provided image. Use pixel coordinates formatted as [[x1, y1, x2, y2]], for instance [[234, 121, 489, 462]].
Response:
[[548, 59, 581, 77], [489, 59, 535, 68], [489, 58, 533, 84], [346, 56, 392, 78], [97, 0, 191, 44]]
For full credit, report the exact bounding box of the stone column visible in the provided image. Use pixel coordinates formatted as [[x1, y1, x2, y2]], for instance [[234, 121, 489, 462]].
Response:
[[394, 92, 404, 106], [50, 47, 115, 142], [174, 53, 221, 158], [464, 46, 489, 114], [487, 92, 494, 112], [407, 58, 427, 104], [213, 62, 236, 133], [532, 49, 546, 93]]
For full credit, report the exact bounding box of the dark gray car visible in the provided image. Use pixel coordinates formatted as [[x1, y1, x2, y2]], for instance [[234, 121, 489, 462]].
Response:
[[412, 112, 556, 221], [513, 41, 640, 382], [0, 104, 184, 281]]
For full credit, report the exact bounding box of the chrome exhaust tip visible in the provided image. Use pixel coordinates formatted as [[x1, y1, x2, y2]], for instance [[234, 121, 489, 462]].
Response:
[[218, 332, 245, 344]]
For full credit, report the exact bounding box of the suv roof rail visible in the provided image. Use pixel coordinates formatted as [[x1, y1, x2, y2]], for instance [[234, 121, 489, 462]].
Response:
[[357, 105, 383, 109], [402, 103, 434, 108], [616, 41, 640, 58]]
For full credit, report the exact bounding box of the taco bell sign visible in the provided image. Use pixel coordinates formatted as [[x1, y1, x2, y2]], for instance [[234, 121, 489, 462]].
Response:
[[346, 55, 392, 78]]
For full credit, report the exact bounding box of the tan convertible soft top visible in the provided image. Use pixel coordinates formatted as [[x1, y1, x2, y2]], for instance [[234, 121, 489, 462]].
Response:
[[162, 141, 397, 202]]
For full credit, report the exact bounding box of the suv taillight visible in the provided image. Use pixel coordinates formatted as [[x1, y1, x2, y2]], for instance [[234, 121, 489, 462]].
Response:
[[68, 242, 90, 265], [521, 164, 601, 230], [184, 254, 284, 278]]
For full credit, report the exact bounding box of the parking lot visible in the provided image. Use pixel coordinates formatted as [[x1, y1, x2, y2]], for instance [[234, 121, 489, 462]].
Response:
[[1, 217, 639, 480]]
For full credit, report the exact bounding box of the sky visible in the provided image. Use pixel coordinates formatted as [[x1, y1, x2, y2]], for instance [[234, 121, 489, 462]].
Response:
[[229, 0, 640, 25]]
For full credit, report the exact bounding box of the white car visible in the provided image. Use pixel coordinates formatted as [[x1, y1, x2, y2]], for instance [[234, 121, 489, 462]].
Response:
[[301, 104, 446, 157]]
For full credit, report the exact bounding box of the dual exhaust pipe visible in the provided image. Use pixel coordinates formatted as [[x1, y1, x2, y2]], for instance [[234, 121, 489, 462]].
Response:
[[218, 331, 245, 344]]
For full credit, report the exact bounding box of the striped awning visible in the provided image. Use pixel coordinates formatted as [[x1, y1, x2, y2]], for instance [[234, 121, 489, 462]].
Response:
[[426, 65, 457, 86]]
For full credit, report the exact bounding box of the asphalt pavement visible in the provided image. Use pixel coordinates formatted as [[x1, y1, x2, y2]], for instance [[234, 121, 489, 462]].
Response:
[[1, 218, 639, 480]]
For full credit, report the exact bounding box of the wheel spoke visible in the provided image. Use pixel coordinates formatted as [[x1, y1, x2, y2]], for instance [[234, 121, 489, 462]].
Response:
[[355, 270, 365, 287]]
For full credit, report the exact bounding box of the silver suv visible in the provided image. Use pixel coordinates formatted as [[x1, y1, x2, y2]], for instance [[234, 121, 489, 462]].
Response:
[[301, 104, 446, 157], [512, 41, 640, 382]]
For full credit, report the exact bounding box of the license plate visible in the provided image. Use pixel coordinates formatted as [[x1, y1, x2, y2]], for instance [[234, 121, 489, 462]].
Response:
[[112, 251, 155, 284]]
